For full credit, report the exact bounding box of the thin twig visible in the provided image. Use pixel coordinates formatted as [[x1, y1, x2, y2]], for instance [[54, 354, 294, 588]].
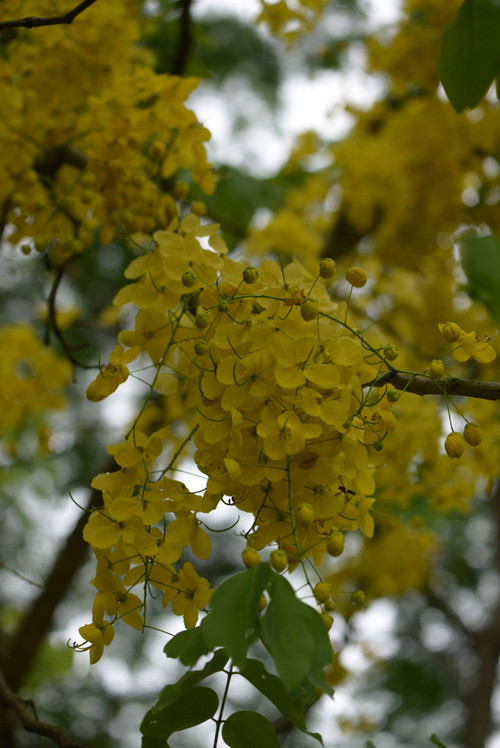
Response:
[[367, 370, 500, 401], [0, 672, 94, 748], [0, 0, 99, 31], [45, 265, 94, 371]]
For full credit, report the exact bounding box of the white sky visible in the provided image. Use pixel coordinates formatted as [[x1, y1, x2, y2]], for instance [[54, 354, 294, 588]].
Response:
[[191, 0, 403, 174]]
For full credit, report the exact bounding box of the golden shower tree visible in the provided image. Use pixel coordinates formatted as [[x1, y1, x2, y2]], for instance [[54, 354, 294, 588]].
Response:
[[2, 1, 500, 747]]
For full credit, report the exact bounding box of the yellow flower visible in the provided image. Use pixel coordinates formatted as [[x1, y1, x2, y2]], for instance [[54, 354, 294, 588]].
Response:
[[83, 510, 143, 550], [299, 385, 351, 428], [163, 562, 213, 629], [438, 323, 496, 363], [274, 335, 339, 389], [107, 430, 163, 468], [78, 597, 115, 664], [257, 410, 322, 460], [118, 308, 172, 364], [109, 485, 167, 526], [86, 345, 140, 401], [452, 331, 496, 364], [78, 619, 114, 665]]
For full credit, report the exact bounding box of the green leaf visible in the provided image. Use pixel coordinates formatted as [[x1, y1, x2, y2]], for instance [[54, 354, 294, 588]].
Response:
[[460, 234, 500, 322], [201, 564, 272, 668], [164, 626, 210, 666], [222, 711, 280, 748], [438, 0, 500, 112], [262, 573, 333, 694], [155, 649, 228, 709], [238, 658, 324, 745], [141, 686, 218, 741], [141, 738, 169, 748], [299, 603, 335, 696]]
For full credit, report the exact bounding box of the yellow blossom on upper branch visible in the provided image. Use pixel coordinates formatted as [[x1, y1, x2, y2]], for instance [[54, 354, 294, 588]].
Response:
[[1, 1, 216, 259]]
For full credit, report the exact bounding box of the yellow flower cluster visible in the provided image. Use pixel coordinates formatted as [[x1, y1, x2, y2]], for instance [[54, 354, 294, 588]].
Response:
[[79, 211, 397, 660], [1, 1, 214, 262], [0, 324, 72, 447], [257, 0, 329, 44]]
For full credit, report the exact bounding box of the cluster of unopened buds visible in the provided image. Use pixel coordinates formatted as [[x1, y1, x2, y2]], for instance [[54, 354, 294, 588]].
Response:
[[428, 321, 495, 459]]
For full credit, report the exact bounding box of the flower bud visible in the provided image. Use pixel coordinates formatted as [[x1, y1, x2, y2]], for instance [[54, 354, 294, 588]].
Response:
[[463, 422, 482, 446], [441, 322, 462, 343], [242, 266, 259, 284], [300, 298, 319, 321], [295, 502, 314, 529], [182, 270, 197, 288], [191, 200, 207, 216], [384, 343, 399, 362], [351, 589, 365, 606], [386, 389, 400, 403], [313, 582, 331, 603], [319, 258, 336, 280], [242, 548, 261, 568], [270, 549, 288, 573], [444, 432, 465, 459], [321, 613, 334, 630], [326, 531, 344, 557], [194, 340, 209, 356], [345, 266, 367, 288], [195, 311, 210, 329], [429, 359, 445, 379]]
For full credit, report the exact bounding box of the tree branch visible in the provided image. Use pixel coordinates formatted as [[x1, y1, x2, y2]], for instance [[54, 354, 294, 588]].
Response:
[[172, 0, 194, 76], [0, 471, 105, 691], [0, 0, 99, 31], [0, 672, 94, 748], [367, 370, 500, 401]]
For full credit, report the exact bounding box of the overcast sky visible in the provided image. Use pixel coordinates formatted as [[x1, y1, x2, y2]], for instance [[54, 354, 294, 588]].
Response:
[[190, 0, 403, 174]]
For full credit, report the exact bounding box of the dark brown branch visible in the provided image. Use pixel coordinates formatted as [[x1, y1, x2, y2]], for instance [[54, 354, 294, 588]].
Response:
[[367, 370, 500, 401], [461, 480, 500, 748], [172, 0, 194, 76], [1, 473, 105, 691], [0, 672, 94, 748], [0, 0, 99, 31]]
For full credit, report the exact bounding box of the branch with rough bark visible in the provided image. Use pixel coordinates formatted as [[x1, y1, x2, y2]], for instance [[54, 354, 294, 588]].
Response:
[[0, 0, 99, 31], [368, 370, 500, 401], [0, 672, 93, 748]]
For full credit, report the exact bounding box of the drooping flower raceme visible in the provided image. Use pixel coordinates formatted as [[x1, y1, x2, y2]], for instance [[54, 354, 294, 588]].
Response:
[[80, 212, 396, 660]]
